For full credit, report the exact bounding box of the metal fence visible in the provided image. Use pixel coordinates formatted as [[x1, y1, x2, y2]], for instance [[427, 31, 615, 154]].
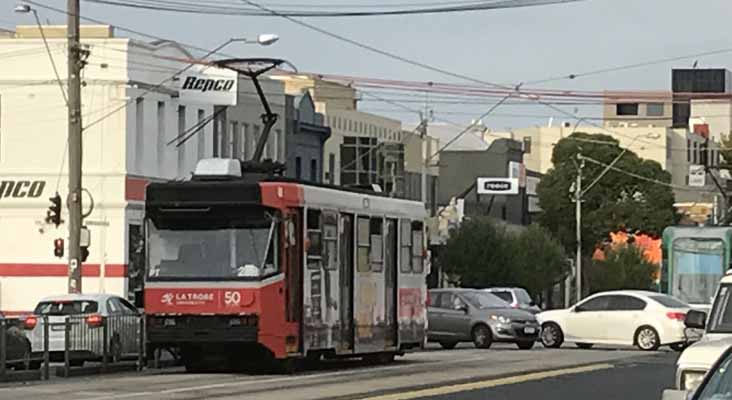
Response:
[[19, 314, 146, 379], [0, 317, 46, 381]]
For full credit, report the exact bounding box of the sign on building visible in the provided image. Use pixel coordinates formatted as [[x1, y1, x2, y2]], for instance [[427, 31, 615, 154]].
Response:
[[177, 65, 238, 105], [508, 161, 526, 188], [688, 165, 706, 187], [477, 178, 520, 195]]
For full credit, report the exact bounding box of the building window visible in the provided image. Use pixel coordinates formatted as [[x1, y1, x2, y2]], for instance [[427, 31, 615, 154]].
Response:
[[177, 105, 186, 174], [693, 142, 698, 164], [687, 139, 691, 162], [646, 103, 664, 117], [523, 136, 532, 154], [135, 98, 144, 171], [230, 121, 239, 159], [197, 109, 205, 160], [253, 125, 261, 157], [295, 156, 302, 179], [277, 129, 285, 161], [241, 124, 249, 159], [157, 101, 166, 171], [329, 153, 335, 184], [310, 159, 318, 182], [616, 103, 639, 116]]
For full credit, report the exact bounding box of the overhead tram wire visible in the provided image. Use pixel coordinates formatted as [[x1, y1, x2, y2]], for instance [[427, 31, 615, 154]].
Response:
[[238, 0, 723, 152], [82, 0, 586, 17]]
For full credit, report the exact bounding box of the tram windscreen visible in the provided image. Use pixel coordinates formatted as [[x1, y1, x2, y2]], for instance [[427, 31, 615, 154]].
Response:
[[672, 238, 724, 305], [146, 220, 278, 280]]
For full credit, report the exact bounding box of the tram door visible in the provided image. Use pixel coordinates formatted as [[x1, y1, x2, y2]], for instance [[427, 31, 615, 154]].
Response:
[[338, 213, 355, 352], [384, 218, 398, 348]]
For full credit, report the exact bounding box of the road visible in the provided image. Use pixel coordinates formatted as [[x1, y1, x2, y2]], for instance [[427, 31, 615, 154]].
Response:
[[0, 344, 677, 400]]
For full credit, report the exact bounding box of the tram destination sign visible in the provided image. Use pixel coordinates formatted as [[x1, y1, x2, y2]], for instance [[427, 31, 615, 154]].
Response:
[[477, 178, 520, 195]]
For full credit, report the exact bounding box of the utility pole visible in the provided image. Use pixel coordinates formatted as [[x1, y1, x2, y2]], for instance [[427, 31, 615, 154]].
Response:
[[419, 112, 428, 209], [574, 154, 585, 303], [67, 0, 83, 293]]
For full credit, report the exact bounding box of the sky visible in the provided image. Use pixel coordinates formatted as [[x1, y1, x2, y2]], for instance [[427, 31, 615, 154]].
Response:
[[3, 0, 732, 132]]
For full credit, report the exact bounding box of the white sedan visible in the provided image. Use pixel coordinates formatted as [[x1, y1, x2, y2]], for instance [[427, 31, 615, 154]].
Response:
[[537, 290, 690, 351]]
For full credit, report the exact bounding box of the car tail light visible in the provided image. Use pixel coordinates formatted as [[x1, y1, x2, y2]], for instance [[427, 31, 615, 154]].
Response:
[[426, 293, 431, 307], [23, 315, 38, 330], [667, 312, 686, 321], [86, 314, 104, 328]]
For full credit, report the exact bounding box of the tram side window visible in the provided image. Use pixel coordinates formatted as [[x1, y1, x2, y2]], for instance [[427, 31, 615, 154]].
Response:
[[412, 221, 424, 273], [307, 209, 322, 270], [370, 218, 384, 272], [357, 217, 371, 273], [400, 219, 412, 273], [323, 211, 338, 271]]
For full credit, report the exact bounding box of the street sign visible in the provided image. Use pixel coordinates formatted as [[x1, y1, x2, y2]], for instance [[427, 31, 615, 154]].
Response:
[[178, 65, 238, 105], [508, 161, 527, 188], [477, 178, 520, 195], [688, 165, 706, 187]]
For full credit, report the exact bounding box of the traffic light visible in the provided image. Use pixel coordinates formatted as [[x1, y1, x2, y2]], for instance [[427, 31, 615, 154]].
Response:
[[80, 246, 89, 262], [53, 238, 64, 258], [700, 139, 709, 167], [46, 193, 62, 227]]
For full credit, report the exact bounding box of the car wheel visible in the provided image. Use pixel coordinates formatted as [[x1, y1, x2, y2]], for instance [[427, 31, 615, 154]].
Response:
[[635, 326, 660, 351], [439, 341, 458, 350], [70, 360, 84, 368], [576, 343, 594, 350], [670, 343, 688, 352], [516, 341, 535, 350], [541, 322, 564, 349], [472, 324, 493, 349]]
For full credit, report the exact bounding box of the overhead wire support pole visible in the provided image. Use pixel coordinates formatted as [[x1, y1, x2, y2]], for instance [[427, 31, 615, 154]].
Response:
[[574, 154, 585, 303], [67, 0, 83, 293]]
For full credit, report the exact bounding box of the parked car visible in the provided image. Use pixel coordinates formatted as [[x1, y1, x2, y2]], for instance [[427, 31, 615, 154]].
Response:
[[484, 287, 541, 314], [0, 314, 36, 370], [537, 290, 690, 351], [673, 273, 732, 392], [427, 288, 540, 350], [27, 294, 141, 367], [663, 344, 732, 400]]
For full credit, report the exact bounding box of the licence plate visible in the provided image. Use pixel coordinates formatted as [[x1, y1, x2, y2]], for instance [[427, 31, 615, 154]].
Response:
[[524, 327, 537, 334], [51, 325, 65, 331]]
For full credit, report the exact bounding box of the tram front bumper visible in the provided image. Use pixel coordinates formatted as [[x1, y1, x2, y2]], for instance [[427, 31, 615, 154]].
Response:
[[147, 315, 258, 344]]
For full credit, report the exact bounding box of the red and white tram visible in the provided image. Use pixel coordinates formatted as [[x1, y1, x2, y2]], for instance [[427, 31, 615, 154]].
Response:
[[144, 159, 428, 371]]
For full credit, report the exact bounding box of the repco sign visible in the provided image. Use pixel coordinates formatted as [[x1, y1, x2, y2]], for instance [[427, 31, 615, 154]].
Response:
[[0, 180, 46, 200], [178, 65, 238, 106], [476, 178, 520, 195]]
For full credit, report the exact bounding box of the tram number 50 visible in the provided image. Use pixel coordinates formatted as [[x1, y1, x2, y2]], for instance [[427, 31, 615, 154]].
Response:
[[224, 291, 241, 306]]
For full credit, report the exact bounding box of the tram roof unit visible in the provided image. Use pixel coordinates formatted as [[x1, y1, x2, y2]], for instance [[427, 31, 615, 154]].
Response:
[[663, 226, 732, 241], [146, 159, 427, 220]]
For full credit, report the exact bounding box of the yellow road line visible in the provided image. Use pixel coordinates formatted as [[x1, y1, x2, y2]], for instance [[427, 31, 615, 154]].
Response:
[[357, 363, 614, 400]]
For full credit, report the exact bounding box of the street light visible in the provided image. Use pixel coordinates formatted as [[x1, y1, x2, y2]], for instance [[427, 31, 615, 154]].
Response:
[[14, 3, 68, 104]]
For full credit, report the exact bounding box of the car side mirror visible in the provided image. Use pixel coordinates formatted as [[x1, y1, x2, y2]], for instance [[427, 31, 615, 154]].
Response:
[[685, 310, 707, 330], [573, 306, 583, 313], [661, 389, 690, 400], [529, 301, 537, 307]]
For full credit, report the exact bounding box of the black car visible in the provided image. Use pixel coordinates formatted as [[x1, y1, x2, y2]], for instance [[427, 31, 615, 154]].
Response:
[[0, 315, 35, 370]]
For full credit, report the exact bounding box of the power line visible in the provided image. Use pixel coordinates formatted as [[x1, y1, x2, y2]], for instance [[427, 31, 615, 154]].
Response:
[[82, 0, 585, 17]]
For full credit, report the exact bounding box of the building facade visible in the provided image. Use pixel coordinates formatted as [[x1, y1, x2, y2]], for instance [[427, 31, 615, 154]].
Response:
[[285, 93, 331, 182]]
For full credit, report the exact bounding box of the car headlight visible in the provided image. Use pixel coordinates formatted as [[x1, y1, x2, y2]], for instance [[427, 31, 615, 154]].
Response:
[[681, 370, 706, 391], [490, 315, 511, 324]]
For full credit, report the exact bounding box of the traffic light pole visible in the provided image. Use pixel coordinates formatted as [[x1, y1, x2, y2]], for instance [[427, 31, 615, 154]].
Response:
[[67, 0, 83, 293]]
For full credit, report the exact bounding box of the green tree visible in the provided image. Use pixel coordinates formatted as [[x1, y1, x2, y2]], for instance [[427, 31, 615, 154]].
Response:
[[513, 224, 570, 299], [587, 245, 656, 294], [442, 217, 516, 288], [442, 219, 568, 301], [537, 132, 676, 255]]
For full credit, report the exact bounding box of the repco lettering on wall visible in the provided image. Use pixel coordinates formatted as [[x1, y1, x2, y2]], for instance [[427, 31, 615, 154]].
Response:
[[0, 181, 46, 200]]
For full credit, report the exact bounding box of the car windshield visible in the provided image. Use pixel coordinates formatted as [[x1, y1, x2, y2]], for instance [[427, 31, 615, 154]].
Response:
[[146, 219, 279, 280], [490, 291, 513, 303], [34, 300, 99, 316], [648, 295, 689, 309], [462, 292, 509, 309], [708, 284, 732, 334], [696, 348, 732, 400], [673, 238, 724, 305]]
